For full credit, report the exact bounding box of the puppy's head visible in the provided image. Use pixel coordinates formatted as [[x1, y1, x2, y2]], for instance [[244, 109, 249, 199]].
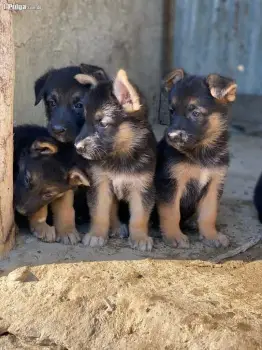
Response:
[[163, 68, 237, 150], [34, 64, 109, 143], [14, 138, 89, 216], [74, 69, 145, 160]]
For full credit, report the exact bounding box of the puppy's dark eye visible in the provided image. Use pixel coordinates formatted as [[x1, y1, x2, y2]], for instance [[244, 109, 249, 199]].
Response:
[[43, 192, 55, 200], [74, 102, 83, 109], [24, 171, 31, 187]]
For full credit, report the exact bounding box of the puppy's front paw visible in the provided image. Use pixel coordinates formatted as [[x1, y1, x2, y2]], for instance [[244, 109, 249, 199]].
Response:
[[31, 222, 56, 243], [82, 233, 108, 247], [56, 229, 81, 245], [129, 236, 153, 252], [162, 231, 190, 248], [110, 223, 129, 238], [200, 232, 230, 248]]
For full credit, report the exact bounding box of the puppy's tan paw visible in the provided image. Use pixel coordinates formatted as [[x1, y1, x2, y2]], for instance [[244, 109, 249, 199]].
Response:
[[82, 233, 108, 247], [56, 229, 81, 245], [200, 232, 230, 248], [129, 236, 153, 252], [162, 232, 190, 248], [110, 223, 129, 238], [31, 223, 56, 243], [162, 231, 190, 249]]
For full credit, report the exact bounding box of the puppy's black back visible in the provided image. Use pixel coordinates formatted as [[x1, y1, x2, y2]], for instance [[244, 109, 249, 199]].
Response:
[[254, 173, 262, 223]]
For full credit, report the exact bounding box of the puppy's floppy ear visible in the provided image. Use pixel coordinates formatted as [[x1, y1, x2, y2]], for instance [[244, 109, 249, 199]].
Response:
[[163, 68, 185, 92], [113, 69, 141, 113], [74, 73, 98, 87], [80, 63, 109, 81], [34, 69, 54, 106], [30, 138, 58, 156], [68, 168, 90, 187], [206, 74, 237, 102]]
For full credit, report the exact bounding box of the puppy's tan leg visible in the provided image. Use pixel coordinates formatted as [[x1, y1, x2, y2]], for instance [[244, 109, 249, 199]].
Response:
[[51, 190, 80, 245], [128, 190, 153, 251], [158, 183, 189, 248], [29, 206, 56, 243], [198, 174, 229, 248], [83, 178, 112, 247]]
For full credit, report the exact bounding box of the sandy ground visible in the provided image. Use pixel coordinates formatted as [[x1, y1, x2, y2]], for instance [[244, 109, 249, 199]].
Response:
[[0, 124, 261, 272]]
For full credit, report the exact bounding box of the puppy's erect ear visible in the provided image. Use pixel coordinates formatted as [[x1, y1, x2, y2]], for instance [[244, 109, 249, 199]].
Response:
[[74, 74, 98, 88], [163, 68, 185, 92], [113, 69, 141, 113], [206, 74, 237, 102], [68, 168, 90, 187], [30, 139, 58, 156], [80, 63, 109, 81], [34, 69, 54, 106]]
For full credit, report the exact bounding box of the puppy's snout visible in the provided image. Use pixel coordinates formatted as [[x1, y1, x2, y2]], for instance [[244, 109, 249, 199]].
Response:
[[52, 124, 66, 135], [167, 130, 188, 142], [75, 140, 85, 154], [16, 205, 27, 216]]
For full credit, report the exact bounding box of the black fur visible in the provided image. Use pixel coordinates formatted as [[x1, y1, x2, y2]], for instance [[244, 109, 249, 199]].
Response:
[[254, 173, 262, 223], [34, 64, 109, 143]]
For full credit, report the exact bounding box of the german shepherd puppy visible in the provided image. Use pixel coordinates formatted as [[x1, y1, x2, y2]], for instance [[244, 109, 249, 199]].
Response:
[[14, 124, 90, 244], [34, 64, 109, 143], [74, 70, 157, 251], [156, 69, 237, 248]]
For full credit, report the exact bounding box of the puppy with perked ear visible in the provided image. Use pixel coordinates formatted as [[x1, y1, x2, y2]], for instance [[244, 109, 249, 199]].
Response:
[[156, 68, 237, 248], [74, 70, 157, 251], [14, 124, 90, 244]]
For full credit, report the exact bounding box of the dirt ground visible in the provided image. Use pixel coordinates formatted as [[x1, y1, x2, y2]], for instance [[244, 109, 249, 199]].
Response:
[[0, 125, 261, 349]]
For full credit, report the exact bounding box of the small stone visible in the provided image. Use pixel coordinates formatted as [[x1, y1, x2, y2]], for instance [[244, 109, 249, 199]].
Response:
[[7, 267, 37, 282]]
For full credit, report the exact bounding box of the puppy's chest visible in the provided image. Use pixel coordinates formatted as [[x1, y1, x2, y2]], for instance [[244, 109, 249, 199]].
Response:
[[170, 164, 223, 190], [93, 169, 150, 200]]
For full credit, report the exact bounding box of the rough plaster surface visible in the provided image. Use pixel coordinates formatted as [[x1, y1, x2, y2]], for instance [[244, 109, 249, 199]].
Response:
[[0, 125, 262, 349], [13, 0, 162, 125]]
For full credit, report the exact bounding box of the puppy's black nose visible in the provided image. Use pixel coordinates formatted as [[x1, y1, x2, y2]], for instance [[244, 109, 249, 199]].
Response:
[[75, 141, 85, 154], [167, 130, 188, 142], [52, 125, 66, 135]]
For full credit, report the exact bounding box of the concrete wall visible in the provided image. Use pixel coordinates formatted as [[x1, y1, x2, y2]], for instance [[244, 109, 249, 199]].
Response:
[[13, 0, 162, 125]]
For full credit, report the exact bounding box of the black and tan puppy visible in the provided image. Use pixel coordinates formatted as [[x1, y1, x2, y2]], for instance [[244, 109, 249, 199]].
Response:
[[14, 124, 90, 244], [74, 70, 157, 251], [156, 69, 237, 248], [34, 64, 109, 143]]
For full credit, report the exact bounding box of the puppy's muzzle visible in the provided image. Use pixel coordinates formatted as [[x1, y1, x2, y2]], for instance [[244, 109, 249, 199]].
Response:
[[167, 130, 188, 143]]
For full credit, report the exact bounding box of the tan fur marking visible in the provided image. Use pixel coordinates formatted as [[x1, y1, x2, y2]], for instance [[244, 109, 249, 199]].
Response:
[[200, 113, 226, 147], [197, 170, 226, 239], [29, 206, 48, 226], [74, 73, 98, 87], [31, 141, 58, 154], [89, 176, 112, 238], [129, 190, 150, 241], [158, 174, 187, 241], [51, 190, 76, 235], [113, 122, 134, 155]]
